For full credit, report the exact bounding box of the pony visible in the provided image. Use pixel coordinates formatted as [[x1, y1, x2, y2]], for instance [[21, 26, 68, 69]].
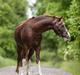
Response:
[[15, 15, 70, 75]]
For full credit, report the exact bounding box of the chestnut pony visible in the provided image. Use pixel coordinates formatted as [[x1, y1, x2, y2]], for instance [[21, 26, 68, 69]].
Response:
[[15, 15, 70, 75]]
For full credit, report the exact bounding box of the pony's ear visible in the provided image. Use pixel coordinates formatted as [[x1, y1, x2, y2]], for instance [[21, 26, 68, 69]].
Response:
[[32, 16, 35, 18], [58, 16, 63, 21], [53, 16, 55, 19], [60, 16, 63, 19]]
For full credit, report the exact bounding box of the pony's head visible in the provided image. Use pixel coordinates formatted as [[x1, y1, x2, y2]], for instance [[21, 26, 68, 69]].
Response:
[[51, 16, 70, 41]]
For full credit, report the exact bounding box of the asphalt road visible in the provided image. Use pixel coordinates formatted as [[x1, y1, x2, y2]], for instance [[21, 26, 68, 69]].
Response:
[[0, 65, 73, 75]]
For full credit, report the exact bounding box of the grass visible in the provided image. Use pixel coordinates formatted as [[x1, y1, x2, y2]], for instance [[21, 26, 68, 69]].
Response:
[[0, 56, 16, 68], [61, 61, 80, 75], [40, 50, 63, 68]]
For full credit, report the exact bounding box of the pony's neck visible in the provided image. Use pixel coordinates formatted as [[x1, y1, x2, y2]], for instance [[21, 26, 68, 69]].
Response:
[[33, 18, 53, 33]]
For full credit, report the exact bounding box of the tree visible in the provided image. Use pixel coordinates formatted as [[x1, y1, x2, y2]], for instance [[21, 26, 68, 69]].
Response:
[[65, 0, 80, 60], [0, 0, 27, 59]]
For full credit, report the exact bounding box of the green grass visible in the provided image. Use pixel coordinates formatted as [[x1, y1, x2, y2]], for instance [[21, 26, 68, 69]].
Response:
[[0, 56, 16, 67], [40, 50, 63, 68], [61, 61, 80, 75]]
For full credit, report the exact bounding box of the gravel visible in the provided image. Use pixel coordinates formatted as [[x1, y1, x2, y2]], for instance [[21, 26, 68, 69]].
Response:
[[0, 65, 73, 75]]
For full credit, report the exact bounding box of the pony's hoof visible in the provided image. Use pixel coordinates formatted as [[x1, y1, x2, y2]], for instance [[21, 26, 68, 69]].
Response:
[[37, 74, 42, 75], [26, 72, 31, 75], [16, 69, 19, 73]]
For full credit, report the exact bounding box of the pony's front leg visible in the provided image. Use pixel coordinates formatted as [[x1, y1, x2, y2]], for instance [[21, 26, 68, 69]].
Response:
[[38, 60, 42, 75], [35, 47, 42, 75], [26, 60, 31, 75]]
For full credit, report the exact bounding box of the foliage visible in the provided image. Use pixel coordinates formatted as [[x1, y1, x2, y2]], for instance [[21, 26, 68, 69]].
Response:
[[0, 0, 27, 59], [61, 61, 80, 75], [0, 56, 16, 67], [65, 0, 80, 60]]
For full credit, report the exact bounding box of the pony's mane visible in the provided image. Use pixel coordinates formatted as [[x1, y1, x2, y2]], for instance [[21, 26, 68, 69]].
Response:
[[16, 15, 63, 30], [16, 17, 35, 29]]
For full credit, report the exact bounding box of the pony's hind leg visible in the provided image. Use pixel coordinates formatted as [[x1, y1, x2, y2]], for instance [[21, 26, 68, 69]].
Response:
[[21, 46, 31, 75], [16, 45, 27, 75], [25, 48, 34, 75], [26, 48, 34, 75], [28, 48, 34, 61], [16, 44, 22, 73], [20, 47, 28, 75], [16, 57, 22, 73], [18, 58, 26, 75]]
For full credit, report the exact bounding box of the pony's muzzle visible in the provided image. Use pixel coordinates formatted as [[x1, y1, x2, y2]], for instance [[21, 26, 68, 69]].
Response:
[[63, 34, 71, 42], [63, 37, 70, 42], [64, 29, 71, 41]]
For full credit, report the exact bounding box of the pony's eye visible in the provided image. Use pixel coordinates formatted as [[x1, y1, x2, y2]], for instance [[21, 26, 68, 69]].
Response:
[[61, 25, 64, 28]]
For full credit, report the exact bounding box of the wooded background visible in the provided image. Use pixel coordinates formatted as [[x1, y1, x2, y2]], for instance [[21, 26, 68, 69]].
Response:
[[0, 0, 80, 75]]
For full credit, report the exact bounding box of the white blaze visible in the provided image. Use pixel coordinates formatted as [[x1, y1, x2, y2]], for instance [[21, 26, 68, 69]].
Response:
[[66, 28, 70, 38]]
